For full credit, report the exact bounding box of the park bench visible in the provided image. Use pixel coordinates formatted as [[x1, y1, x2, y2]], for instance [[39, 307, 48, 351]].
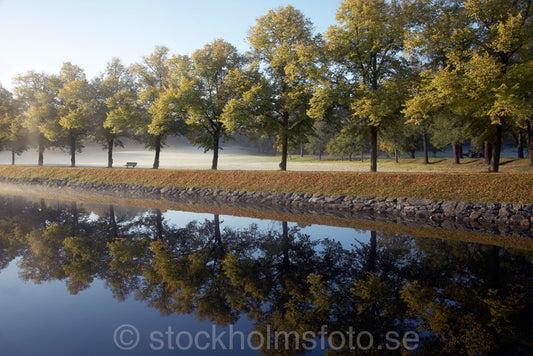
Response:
[[125, 162, 137, 168]]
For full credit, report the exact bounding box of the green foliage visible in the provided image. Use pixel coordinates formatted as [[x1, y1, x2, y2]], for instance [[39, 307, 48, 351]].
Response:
[[58, 78, 93, 132], [147, 87, 187, 137], [327, 0, 405, 92], [96, 58, 139, 154], [12, 71, 62, 161], [305, 119, 336, 158], [2, 2, 532, 171], [167, 39, 244, 169], [326, 126, 368, 160], [0, 84, 28, 159], [404, 0, 533, 171], [224, 5, 320, 170], [103, 87, 143, 136], [315, 0, 409, 171], [129, 46, 186, 168], [54, 63, 96, 166]]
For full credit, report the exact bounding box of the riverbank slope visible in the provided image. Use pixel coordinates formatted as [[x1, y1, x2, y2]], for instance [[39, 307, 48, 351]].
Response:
[[0, 166, 531, 204], [0, 166, 532, 239]]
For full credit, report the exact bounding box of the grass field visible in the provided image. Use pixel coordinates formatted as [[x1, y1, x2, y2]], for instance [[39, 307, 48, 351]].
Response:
[[0, 164, 532, 204], [287, 156, 533, 173], [1, 144, 531, 173]]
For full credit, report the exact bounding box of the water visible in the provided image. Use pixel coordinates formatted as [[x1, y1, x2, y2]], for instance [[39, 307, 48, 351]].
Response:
[[0, 194, 531, 355]]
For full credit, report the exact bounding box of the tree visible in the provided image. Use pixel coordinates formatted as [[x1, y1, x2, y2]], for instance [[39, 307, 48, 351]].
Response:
[[96, 58, 139, 168], [224, 6, 320, 171], [0, 84, 28, 164], [305, 119, 336, 160], [403, 0, 474, 165], [405, 0, 533, 172], [145, 86, 188, 168], [323, 0, 407, 172], [403, 0, 474, 69], [306, 82, 348, 160], [13, 71, 62, 166], [380, 119, 423, 162], [518, 61, 533, 165], [167, 39, 243, 169], [403, 69, 473, 165], [131, 46, 174, 169], [326, 126, 368, 161], [56, 62, 93, 167], [464, 0, 533, 172]]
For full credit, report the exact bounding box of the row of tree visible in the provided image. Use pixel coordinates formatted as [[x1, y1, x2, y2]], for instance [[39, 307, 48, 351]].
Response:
[[1, 195, 532, 354], [1, 0, 532, 171]]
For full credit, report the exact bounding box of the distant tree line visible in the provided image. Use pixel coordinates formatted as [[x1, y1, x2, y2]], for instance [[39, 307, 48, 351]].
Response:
[[0, 0, 532, 172]]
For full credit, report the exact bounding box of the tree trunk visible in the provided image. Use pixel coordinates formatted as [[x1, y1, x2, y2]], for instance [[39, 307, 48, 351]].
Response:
[[410, 150, 415, 159], [370, 126, 378, 172], [361, 149, 364, 162], [209, 214, 227, 262], [300, 144, 304, 157], [155, 209, 163, 240], [453, 141, 461, 164], [526, 119, 533, 166], [211, 134, 219, 170], [394, 149, 399, 163], [38, 136, 44, 166], [11, 150, 15, 165], [109, 205, 118, 238], [491, 124, 502, 173], [318, 151, 322, 161], [107, 137, 114, 168], [349, 153, 352, 161], [517, 130, 524, 159], [70, 202, 79, 236], [153, 134, 161, 169], [39, 199, 47, 228], [279, 113, 289, 171], [422, 131, 429, 164], [484, 141, 492, 165], [366, 231, 377, 274], [281, 221, 290, 269], [70, 133, 76, 167], [213, 214, 222, 246]]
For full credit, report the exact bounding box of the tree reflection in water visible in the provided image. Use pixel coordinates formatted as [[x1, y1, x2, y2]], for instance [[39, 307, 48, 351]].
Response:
[[0, 195, 531, 355]]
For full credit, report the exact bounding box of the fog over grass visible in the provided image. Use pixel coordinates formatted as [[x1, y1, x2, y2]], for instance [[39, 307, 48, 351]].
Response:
[[0, 143, 364, 171], [0, 142, 523, 172]]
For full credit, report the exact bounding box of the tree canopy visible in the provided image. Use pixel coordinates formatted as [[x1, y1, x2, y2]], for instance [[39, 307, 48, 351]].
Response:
[[1, 0, 531, 170]]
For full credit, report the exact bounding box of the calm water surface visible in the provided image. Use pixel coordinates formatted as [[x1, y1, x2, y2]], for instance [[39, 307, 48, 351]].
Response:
[[0, 194, 531, 355]]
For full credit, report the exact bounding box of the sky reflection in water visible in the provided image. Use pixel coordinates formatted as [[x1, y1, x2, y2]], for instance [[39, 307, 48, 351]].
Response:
[[0, 194, 531, 355]]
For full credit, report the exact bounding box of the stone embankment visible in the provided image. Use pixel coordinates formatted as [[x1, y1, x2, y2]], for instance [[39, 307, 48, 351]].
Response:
[[1, 176, 532, 238]]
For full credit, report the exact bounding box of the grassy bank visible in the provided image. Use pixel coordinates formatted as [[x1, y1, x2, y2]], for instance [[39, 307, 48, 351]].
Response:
[[0, 165, 532, 204]]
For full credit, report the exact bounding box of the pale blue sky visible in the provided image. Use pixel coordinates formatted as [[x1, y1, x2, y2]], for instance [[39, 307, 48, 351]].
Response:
[[0, 0, 341, 89]]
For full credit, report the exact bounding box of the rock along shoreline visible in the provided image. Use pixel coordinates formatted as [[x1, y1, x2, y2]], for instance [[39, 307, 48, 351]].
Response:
[[1, 176, 532, 238]]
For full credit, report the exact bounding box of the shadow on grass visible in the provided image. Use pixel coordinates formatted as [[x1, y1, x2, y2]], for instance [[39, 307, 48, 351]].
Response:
[[459, 159, 482, 165], [427, 159, 445, 165], [500, 159, 518, 166]]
